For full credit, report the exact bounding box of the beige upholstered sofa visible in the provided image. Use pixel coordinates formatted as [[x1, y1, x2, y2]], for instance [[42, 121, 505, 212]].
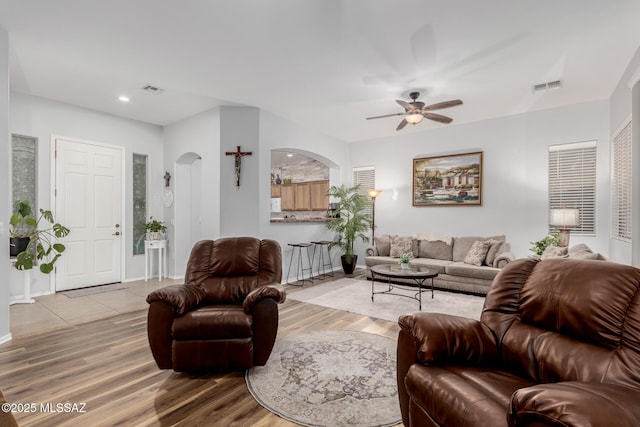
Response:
[[365, 234, 515, 295]]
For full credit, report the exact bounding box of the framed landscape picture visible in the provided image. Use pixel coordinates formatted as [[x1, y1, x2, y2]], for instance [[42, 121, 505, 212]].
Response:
[[412, 151, 483, 206]]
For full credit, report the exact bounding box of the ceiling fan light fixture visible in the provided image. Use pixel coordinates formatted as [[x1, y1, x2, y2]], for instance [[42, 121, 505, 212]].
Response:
[[406, 113, 423, 124]]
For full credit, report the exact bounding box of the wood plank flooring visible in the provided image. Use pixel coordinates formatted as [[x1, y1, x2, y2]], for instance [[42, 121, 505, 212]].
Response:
[[0, 283, 402, 427]]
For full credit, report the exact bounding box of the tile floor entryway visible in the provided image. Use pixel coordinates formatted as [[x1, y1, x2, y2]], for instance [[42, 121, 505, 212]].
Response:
[[9, 278, 182, 337]]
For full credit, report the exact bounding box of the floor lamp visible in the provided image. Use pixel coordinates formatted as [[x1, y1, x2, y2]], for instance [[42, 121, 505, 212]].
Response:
[[549, 207, 580, 247], [367, 189, 381, 242]]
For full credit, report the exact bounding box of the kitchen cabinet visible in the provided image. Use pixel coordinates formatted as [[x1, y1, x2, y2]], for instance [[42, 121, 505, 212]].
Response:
[[272, 180, 329, 211], [310, 180, 329, 211], [294, 182, 311, 210], [280, 185, 295, 210]]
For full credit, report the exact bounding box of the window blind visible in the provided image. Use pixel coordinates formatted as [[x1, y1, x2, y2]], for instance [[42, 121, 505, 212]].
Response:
[[612, 122, 632, 242], [353, 166, 375, 216], [548, 141, 597, 235]]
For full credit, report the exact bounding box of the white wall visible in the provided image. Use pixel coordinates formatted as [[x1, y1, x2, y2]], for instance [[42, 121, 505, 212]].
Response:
[[0, 27, 11, 342], [349, 100, 611, 259], [163, 107, 220, 277], [219, 106, 260, 237], [259, 111, 351, 275], [9, 93, 164, 295], [609, 44, 640, 265]]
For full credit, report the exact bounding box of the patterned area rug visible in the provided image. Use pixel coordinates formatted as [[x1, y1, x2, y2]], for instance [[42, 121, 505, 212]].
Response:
[[246, 330, 400, 427]]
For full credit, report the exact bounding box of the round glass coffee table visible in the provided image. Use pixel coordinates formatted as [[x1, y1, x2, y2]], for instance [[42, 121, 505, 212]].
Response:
[[369, 264, 438, 310]]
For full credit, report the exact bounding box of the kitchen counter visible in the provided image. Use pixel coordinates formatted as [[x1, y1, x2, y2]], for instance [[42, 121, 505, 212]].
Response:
[[270, 216, 335, 223]]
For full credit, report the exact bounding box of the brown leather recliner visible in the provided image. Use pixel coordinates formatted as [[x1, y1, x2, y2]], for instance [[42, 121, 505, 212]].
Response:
[[146, 237, 286, 372], [397, 258, 640, 427]]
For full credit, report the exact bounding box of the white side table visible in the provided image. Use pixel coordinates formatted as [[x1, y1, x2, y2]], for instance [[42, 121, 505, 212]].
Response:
[[10, 258, 35, 304], [145, 240, 168, 282]]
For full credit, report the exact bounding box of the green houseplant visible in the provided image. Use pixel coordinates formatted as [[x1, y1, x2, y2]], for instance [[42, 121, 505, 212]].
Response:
[[144, 217, 167, 240], [11, 200, 71, 273], [9, 200, 35, 256], [325, 184, 372, 274], [529, 231, 560, 256]]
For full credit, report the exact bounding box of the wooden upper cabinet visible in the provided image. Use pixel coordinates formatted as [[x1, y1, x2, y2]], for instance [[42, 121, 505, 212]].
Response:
[[294, 182, 311, 210], [274, 180, 329, 211], [310, 180, 329, 211], [280, 185, 295, 211]]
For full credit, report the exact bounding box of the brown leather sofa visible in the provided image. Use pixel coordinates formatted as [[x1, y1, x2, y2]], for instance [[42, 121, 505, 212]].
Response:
[[147, 237, 286, 372], [397, 258, 640, 426]]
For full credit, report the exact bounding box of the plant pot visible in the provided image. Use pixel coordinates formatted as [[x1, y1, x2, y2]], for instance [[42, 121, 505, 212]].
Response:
[[146, 232, 163, 240], [341, 254, 358, 275], [400, 262, 409, 270], [10, 237, 30, 257]]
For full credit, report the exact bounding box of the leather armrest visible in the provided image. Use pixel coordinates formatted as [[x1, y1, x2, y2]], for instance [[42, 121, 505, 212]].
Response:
[[146, 284, 206, 316], [398, 312, 497, 365], [508, 382, 640, 427], [243, 283, 286, 313], [366, 246, 378, 256], [494, 251, 515, 268]]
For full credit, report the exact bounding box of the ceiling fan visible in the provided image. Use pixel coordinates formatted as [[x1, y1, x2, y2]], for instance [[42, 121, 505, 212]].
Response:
[[366, 92, 463, 131]]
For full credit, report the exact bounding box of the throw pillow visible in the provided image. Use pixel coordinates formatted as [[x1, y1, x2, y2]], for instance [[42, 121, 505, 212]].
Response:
[[418, 240, 453, 260], [374, 234, 392, 257], [390, 236, 413, 258], [484, 239, 503, 266], [464, 240, 492, 266], [540, 245, 568, 260]]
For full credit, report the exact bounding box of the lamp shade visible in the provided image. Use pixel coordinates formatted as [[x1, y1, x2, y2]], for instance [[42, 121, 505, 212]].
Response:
[[549, 208, 580, 227], [367, 189, 382, 198]]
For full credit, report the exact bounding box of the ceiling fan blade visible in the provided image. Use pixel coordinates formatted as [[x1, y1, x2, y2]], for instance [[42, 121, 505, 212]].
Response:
[[422, 112, 453, 124], [396, 100, 412, 110], [423, 99, 463, 111], [366, 112, 405, 120], [396, 119, 408, 131]]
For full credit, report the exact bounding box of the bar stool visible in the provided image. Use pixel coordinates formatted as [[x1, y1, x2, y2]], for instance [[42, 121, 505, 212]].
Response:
[[286, 243, 314, 286], [311, 240, 334, 279]]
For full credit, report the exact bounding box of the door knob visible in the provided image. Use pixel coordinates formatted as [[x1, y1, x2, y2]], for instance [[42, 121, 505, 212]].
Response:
[[113, 231, 120, 236]]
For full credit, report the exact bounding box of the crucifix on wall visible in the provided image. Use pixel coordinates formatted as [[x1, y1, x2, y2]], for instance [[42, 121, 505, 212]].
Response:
[[225, 145, 253, 187]]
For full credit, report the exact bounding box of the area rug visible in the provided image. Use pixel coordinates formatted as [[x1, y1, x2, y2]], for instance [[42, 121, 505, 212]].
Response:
[[61, 283, 126, 298], [288, 278, 485, 322], [246, 330, 400, 427]]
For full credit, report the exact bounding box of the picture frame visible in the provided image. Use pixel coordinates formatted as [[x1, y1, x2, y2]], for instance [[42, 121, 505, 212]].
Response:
[[412, 151, 483, 206]]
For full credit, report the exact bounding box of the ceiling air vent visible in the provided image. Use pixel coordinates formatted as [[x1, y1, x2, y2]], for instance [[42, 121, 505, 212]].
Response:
[[532, 79, 562, 93], [141, 85, 164, 94]]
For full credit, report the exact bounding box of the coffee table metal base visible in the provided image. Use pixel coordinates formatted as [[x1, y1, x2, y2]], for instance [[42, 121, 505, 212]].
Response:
[[370, 265, 437, 310]]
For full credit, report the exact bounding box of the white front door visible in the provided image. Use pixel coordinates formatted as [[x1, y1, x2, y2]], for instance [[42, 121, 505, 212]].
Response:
[[54, 138, 123, 291]]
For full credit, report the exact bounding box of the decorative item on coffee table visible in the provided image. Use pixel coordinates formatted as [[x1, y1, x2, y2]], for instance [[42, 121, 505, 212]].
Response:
[[397, 252, 412, 270]]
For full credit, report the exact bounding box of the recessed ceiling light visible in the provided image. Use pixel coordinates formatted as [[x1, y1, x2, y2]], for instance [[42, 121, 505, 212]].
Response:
[[118, 95, 130, 102], [287, 153, 294, 157]]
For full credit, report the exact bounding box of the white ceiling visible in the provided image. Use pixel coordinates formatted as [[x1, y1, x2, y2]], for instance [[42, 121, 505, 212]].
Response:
[[1, 0, 639, 143]]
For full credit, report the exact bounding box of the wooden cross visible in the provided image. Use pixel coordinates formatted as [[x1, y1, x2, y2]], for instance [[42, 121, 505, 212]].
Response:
[[225, 145, 253, 187]]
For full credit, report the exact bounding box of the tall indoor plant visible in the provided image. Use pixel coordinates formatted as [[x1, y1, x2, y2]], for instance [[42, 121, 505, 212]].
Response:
[[11, 200, 71, 273], [325, 184, 372, 274]]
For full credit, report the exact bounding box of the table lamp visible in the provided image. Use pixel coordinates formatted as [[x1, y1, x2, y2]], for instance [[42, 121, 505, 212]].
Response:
[[549, 207, 580, 247]]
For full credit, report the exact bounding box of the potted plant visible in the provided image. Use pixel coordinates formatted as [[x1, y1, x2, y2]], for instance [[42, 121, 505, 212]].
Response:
[[529, 231, 560, 256], [12, 203, 71, 274], [9, 199, 35, 257], [325, 184, 372, 274], [144, 217, 167, 240], [398, 253, 412, 270]]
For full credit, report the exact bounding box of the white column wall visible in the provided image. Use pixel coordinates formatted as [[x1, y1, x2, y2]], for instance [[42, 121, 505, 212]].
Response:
[[0, 27, 11, 342]]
